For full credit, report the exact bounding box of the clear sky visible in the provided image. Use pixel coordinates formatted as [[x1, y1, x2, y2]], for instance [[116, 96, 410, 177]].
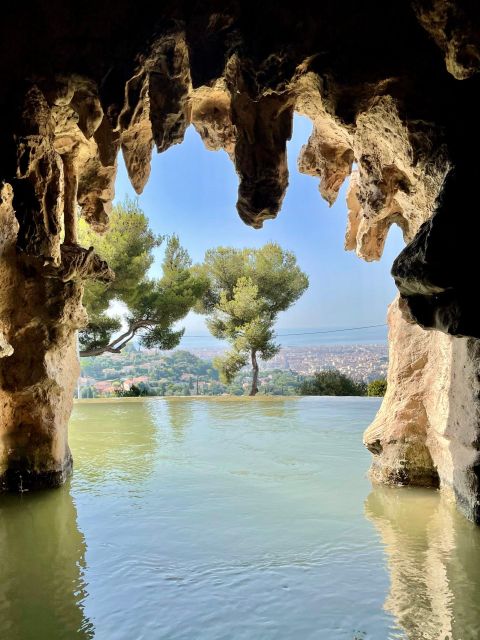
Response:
[[113, 115, 404, 333]]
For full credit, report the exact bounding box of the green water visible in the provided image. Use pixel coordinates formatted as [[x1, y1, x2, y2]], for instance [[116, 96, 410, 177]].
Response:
[[1, 397, 480, 640]]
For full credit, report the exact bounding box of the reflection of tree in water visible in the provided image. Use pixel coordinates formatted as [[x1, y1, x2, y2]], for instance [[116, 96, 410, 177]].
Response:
[[365, 485, 480, 640], [0, 486, 94, 639], [164, 398, 194, 441], [253, 398, 290, 420], [70, 400, 158, 484], [206, 397, 291, 424]]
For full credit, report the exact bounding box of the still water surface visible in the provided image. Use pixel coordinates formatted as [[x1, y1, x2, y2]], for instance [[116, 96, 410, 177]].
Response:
[[1, 397, 480, 639]]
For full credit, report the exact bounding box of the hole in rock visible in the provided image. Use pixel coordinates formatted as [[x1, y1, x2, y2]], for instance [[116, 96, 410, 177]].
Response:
[[78, 114, 404, 399]]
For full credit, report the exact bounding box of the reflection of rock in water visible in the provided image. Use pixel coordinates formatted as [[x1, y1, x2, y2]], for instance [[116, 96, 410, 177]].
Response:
[[0, 485, 94, 639], [70, 400, 158, 484], [365, 485, 480, 640]]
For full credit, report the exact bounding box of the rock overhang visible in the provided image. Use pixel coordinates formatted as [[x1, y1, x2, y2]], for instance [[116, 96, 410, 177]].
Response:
[[1, 1, 480, 515]]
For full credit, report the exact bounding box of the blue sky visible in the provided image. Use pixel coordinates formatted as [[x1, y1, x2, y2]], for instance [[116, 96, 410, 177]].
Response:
[[113, 115, 404, 333]]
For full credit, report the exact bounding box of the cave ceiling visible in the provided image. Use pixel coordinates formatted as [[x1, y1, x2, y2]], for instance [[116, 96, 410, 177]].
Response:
[[1, 0, 480, 336]]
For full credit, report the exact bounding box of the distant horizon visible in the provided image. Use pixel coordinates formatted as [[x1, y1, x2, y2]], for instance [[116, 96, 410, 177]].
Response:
[[178, 323, 387, 335], [169, 323, 388, 350]]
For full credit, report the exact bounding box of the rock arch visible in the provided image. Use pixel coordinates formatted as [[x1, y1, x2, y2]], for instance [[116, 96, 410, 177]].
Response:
[[1, 1, 479, 521]]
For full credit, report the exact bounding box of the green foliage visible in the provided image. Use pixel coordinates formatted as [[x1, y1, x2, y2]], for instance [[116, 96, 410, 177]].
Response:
[[78, 197, 207, 356], [78, 316, 122, 353], [367, 378, 387, 397], [78, 385, 97, 399], [259, 369, 305, 395], [79, 196, 161, 316], [141, 326, 185, 351], [162, 233, 192, 276], [213, 351, 248, 384], [300, 369, 367, 396], [80, 344, 309, 398], [115, 383, 152, 397], [199, 243, 308, 395]]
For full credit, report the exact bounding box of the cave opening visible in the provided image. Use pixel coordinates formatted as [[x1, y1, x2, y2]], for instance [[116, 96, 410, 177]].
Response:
[[105, 114, 404, 348], [75, 112, 403, 402]]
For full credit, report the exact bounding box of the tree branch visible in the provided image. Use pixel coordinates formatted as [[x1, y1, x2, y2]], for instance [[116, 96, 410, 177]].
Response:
[[79, 320, 149, 357]]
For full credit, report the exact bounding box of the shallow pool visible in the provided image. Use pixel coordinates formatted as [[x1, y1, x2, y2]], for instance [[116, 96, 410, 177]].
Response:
[[1, 397, 479, 639]]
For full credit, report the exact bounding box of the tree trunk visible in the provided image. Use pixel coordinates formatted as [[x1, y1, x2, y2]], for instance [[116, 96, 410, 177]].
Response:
[[79, 320, 148, 357], [250, 349, 259, 396]]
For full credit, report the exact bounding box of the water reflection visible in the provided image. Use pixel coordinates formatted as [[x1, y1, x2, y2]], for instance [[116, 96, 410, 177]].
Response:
[[163, 398, 194, 440], [8, 397, 480, 639], [0, 486, 94, 640], [202, 397, 292, 426], [249, 397, 290, 419], [70, 400, 158, 486], [365, 485, 480, 640]]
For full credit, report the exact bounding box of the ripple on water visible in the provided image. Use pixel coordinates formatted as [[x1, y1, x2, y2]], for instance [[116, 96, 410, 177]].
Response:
[[1, 397, 480, 639]]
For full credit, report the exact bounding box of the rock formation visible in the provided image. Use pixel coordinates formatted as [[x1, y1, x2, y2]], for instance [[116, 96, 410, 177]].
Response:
[[364, 298, 480, 522], [0, 80, 114, 490], [0, 1, 479, 521]]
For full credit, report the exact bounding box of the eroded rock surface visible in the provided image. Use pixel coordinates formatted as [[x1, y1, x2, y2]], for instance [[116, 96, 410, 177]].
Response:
[[0, 80, 113, 490], [413, 0, 480, 80], [365, 298, 480, 522], [364, 298, 440, 489]]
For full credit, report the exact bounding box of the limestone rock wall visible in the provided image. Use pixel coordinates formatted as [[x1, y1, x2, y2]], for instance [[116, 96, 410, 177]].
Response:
[[413, 0, 480, 80], [0, 181, 81, 489], [0, 78, 113, 490], [364, 299, 440, 489], [364, 298, 480, 522]]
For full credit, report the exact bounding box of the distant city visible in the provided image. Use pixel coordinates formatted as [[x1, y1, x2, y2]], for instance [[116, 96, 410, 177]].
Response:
[[79, 341, 388, 398], [175, 343, 388, 379]]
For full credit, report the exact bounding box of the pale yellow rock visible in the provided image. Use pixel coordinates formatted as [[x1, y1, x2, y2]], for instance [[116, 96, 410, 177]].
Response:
[[347, 95, 448, 261], [0, 84, 113, 490], [365, 297, 480, 521], [190, 82, 236, 156], [295, 72, 354, 207], [413, 0, 480, 80]]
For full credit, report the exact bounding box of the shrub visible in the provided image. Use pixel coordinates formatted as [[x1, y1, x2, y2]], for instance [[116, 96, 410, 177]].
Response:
[[367, 378, 387, 397], [300, 369, 366, 396]]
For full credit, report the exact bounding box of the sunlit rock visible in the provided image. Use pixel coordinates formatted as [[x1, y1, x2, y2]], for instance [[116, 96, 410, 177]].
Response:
[[0, 85, 114, 490], [296, 72, 353, 206], [365, 298, 480, 522], [190, 83, 236, 156], [413, 0, 480, 80]]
